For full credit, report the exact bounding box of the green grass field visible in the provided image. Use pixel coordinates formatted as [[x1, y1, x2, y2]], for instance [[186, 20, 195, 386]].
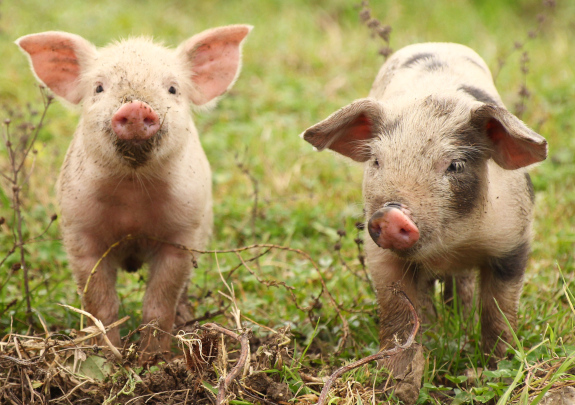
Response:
[[1, 0, 574, 403]]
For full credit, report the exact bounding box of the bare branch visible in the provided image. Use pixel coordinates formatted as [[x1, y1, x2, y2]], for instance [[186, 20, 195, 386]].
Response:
[[0, 91, 53, 324], [201, 323, 251, 405], [235, 157, 260, 246], [359, 1, 393, 60], [316, 289, 420, 405]]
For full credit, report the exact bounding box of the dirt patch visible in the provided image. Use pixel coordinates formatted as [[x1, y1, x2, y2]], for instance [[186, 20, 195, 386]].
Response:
[[0, 323, 299, 404]]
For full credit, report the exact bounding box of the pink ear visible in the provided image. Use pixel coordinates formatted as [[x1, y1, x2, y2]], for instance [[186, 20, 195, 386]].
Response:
[[473, 105, 547, 169], [302, 98, 385, 162], [178, 25, 252, 105], [323, 113, 375, 158], [16, 31, 96, 104]]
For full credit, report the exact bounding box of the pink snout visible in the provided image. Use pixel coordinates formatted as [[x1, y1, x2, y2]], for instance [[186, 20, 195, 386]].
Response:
[[111, 101, 160, 142], [368, 206, 420, 250]]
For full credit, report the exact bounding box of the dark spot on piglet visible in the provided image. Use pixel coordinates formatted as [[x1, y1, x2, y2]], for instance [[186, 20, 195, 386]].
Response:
[[489, 241, 530, 281], [458, 85, 499, 105], [448, 163, 482, 217], [425, 59, 447, 71], [463, 56, 488, 72], [402, 52, 435, 68]]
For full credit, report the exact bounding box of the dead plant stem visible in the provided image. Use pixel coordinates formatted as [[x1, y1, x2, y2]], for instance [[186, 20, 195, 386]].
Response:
[[201, 323, 250, 405], [1, 91, 52, 325], [316, 289, 420, 405]]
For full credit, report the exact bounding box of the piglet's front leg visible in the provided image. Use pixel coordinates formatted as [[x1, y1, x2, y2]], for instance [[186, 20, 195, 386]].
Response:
[[139, 245, 194, 361], [68, 245, 122, 347]]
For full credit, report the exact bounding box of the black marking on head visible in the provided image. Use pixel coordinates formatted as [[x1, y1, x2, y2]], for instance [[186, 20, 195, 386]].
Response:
[[489, 241, 530, 281], [425, 59, 447, 71], [463, 56, 488, 72], [402, 52, 447, 71], [524, 172, 535, 203], [446, 124, 490, 217], [447, 160, 483, 216], [458, 85, 498, 105], [402, 52, 436, 68], [122, 255, 143, 273], [452, 121, 491, 152]]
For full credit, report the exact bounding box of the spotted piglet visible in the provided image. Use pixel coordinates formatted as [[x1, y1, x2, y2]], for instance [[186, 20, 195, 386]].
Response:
[[302, 43, 547, 402], [17, 26, 252, 360]]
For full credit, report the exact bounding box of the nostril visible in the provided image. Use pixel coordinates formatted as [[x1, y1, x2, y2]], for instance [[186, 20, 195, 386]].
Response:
[[385, 202, 402, 209], [368, 221, 381, 241], [144, 117, 155, 126], [119, 117, 129, 125]]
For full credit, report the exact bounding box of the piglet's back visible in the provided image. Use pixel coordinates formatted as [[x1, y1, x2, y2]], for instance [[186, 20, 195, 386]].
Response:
[[370, 43, 503, 108]]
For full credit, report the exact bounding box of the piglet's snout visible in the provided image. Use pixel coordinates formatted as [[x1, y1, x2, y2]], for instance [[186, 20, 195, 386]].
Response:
[[111, 101, 160, 142], [368, 206, 420, 250]]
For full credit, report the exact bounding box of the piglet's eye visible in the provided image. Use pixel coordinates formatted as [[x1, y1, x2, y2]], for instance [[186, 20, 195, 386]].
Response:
[[373, 157, 380, 167], [95, 84, 104, 93], [446, 159, 466, 174], [168, 86, 177, 95]]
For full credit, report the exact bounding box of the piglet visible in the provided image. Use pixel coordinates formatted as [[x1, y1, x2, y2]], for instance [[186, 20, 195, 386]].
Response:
[[17, 25, 252, 359], [302, 43, 547, 402]]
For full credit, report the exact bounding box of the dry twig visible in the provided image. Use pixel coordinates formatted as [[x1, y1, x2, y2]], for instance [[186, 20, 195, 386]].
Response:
[[235, 156, 260, 246], [201, 323, 251, 405], [359, 0, 393, 59], [493, 1, 556, 84], [58, 304, 141, 382], [316, 289, 420, 405], [0, 89, 53, 323], [81, 235, 349, 349]]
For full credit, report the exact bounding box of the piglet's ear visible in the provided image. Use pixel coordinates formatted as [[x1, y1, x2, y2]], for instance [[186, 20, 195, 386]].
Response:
[[178, 25, 252, 106], [472, 104, 548, 169], [301, 98, 385, 162], [16, 31, 97, 104]]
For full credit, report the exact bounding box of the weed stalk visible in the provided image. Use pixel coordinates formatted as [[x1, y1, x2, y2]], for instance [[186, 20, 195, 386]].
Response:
[[1, 88, 53, 324]]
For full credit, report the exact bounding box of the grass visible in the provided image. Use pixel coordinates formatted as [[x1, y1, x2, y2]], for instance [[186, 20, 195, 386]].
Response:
[[1, 0, 574, 403]]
